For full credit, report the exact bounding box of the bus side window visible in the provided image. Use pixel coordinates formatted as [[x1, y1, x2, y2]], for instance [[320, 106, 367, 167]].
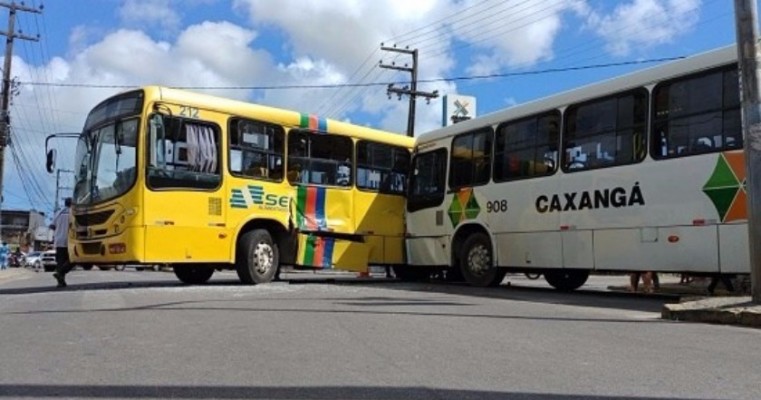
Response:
[[147, 114, 222, 190], [287, 130, 353, 187], [652, 65, 741, 159], [229, 118, 284, 182]]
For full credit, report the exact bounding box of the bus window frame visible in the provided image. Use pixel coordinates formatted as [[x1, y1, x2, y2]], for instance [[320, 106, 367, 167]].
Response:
[[355, 139, 410, 196], [227, 117, 285, 183], [448, 127, 493, 191], [561, 87, 649, 173], [408, 147, 449, 213], [145, 112, 224, 192], [286, 129, 354, 189], [493, 110, 561, 182], [650, 64, 741, 160]]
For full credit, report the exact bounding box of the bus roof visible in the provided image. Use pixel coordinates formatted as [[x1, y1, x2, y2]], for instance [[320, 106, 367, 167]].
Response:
[[135, 86, 414, 148], [417, 45, 737, 144]]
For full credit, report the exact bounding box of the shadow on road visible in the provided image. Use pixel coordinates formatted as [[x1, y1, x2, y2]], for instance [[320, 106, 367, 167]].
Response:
[[0, 383, 709, 400], [0, 273, 677, 315], [333, 280, 678, 314]]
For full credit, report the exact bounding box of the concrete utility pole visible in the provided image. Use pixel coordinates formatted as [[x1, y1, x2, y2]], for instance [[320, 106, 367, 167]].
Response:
[[734, 0, 761, 303], [380, 44, 439, 137], [53, 168, 72, 214], [0, 1, 42, 240]]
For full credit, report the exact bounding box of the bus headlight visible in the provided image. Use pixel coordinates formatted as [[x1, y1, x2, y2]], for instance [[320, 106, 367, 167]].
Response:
[[109, 243, 127, 254]]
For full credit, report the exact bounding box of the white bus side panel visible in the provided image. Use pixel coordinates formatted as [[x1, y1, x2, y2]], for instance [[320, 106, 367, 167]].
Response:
[[594, 226, 718, 272], [562, 231, 594, 269], [495, 232, 561, 268], [719, 223, 750, 273], [406, 236, 450, 266]]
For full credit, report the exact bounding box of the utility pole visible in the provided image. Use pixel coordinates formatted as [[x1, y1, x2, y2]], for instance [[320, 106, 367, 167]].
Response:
[[734, 0, 761, 303], [380, 44, 439, 137], [0, 1, 42, 241], [53, 168, 72, 214]]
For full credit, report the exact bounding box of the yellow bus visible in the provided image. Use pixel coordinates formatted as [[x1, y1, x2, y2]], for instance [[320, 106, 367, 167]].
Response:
[[46, 86, 414, 284]]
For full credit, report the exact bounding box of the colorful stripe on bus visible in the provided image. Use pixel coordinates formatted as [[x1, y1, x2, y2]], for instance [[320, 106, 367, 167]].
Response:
[[301, 235, 335, 268], [296, 186, 327, 230], [300, 113, 328, 132]]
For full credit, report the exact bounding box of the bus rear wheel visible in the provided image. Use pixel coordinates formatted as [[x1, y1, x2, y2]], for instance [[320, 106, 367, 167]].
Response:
[[174, 264, 214, 284], [544, 270, 589, 291], [237, 229, 279, 284], [459, 233, 505, 287]]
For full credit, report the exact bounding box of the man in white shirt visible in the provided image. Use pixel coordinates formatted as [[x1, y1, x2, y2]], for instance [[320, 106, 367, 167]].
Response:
[[51, 198, 73, 288]]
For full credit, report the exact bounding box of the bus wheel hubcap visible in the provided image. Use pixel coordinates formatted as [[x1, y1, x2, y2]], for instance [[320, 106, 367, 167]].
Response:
[[468, 245, 490, 276], [253, 243, 274, 275]]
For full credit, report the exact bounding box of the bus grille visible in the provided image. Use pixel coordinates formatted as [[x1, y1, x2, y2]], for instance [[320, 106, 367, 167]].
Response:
[[81, 242, 102, 255], [75, 210, 115, 226]]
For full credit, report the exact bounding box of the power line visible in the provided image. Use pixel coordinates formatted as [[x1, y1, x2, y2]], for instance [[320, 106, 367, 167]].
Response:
[[16, 57, 686, 91]]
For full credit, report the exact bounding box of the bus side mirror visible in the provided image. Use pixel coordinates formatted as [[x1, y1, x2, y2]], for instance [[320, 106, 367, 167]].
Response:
[[46, 149, 56, 173]]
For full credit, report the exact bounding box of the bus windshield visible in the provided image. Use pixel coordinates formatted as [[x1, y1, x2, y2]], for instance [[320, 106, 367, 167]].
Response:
[[73, 119, 139, 205], [73, 90, 143, 206]]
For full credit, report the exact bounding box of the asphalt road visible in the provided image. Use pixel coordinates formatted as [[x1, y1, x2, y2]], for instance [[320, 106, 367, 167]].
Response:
[[0, 269, 759, 400]]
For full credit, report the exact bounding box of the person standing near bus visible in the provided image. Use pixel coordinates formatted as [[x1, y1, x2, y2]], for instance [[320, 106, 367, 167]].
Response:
[[0, 242, 9, 270], [51, 198, 73, 288]]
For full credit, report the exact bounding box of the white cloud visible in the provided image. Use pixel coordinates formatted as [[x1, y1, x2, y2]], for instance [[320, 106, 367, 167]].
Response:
[[587, 0, 701, 56], [119, 0, 182, 32], [233, 0, 462, 133]]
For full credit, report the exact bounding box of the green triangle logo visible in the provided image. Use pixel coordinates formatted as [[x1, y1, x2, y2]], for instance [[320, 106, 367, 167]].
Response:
[[703, 155, 739, 190], [448, 197, 463, 228], [464, 194, 481, 219], [704, 187, 739, 222]]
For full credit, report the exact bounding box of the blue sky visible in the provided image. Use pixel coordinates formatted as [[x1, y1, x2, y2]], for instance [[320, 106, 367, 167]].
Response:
[[0, 0, 741, 216]]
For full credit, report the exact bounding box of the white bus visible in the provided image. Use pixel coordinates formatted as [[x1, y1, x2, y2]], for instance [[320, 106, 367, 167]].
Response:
[[402, 45, 746, 290]]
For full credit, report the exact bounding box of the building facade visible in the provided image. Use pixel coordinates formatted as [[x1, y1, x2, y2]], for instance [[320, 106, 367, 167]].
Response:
[[0, 209, 52, 251]]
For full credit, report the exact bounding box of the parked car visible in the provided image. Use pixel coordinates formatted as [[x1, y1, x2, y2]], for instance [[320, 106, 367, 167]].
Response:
[[24, 251, 43, 270], [41, 250, 57, 272]]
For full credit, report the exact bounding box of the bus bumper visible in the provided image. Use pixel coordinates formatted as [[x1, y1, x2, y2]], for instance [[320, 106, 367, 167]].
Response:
[[70, 226, 145, 264]]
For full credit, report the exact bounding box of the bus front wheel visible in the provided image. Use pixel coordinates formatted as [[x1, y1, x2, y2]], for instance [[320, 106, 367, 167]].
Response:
[[459, 233, 505, 287], [174, 264, 214, 284], [237, 229, 279, 284], [544, 270, 589, 291]]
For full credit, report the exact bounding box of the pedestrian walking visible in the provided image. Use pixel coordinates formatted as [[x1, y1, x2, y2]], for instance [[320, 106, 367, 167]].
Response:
[[0, 242, 9, 270], [707, 274, 736, 296], [50, 198, 73, 288]]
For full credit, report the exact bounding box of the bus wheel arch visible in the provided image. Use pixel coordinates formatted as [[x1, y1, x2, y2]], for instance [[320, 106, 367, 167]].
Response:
[[234, 219, 290, 284], [452, 224, 504, 287]]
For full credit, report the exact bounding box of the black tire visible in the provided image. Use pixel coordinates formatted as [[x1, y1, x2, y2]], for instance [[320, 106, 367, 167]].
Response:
[[135, 267, 144, 271], [173, 264, 214, 284], [81, 264, 94, 271], [236, 229, 279, 284], [97, 266, 113, 271], [459, 232, 505, 287], [525, 272, 541, 280], [544, 270, 589, 291], [392, 265, 431, 282]]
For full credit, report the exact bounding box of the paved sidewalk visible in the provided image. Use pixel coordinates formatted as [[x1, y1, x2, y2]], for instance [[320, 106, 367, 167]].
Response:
[[662, 296, 761, 328], [0, 268, 35, 283]]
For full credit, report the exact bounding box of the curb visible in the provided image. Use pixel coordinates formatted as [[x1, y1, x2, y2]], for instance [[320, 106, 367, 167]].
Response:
[[662, 296, 761, 328]]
